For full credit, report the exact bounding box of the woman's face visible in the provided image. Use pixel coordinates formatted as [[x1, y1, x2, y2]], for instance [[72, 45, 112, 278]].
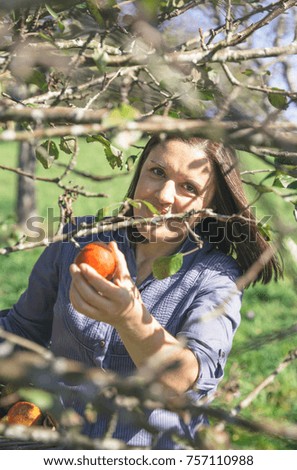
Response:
[[133, 139, 216, 244]]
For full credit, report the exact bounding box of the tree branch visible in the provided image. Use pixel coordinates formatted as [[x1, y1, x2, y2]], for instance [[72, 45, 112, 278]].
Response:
[[232, 348, 297, 415]]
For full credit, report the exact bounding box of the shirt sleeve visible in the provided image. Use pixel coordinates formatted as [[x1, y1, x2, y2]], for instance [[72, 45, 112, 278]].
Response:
[[0, 240, 62, 347], [176, 266, 242, 395]]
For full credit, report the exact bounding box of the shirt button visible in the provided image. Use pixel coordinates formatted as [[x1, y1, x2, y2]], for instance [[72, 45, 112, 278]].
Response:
[[99, 340, 105, 348]]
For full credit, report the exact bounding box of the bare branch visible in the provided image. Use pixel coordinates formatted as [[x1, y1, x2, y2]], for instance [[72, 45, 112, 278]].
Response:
[[0, 106, 108, 124], [232, 349, 297, 415], [0, 328, 52, 360], [167, 42, 297, 66], [21, 67, 142, 106], [1, 116, 297, 154], [222, 63, 297, 99], [0, 208, 261, 256]]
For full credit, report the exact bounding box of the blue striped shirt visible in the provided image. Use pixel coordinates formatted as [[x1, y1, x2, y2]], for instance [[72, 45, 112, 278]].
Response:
[[0, 220, 242, 448]]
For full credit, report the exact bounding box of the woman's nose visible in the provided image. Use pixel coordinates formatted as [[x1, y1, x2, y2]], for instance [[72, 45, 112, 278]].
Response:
[[157, 180, 176, 205]]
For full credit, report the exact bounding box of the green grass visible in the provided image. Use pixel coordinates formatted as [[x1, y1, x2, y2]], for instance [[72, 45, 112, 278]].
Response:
[[0, 139, 133, 308], [210, 152, 297, 449], [214, 150, 297, 448], [216, 278, 297, 450], [0, 141, 296, 449], [238, 150, 297, 242]]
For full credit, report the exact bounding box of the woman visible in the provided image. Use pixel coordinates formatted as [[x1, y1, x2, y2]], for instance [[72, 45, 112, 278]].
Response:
[[0, 136, 282, 448]]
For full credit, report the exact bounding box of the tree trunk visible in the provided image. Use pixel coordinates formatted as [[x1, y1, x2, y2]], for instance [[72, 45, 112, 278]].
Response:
[[16, 142, 37, 231]]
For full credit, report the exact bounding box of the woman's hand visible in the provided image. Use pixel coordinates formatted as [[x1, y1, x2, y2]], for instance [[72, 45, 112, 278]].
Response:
[[70, 242, 199, 393], [69, 242, 143, 328]]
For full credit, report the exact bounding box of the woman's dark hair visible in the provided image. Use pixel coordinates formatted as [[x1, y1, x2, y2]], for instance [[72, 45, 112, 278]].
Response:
[[125, 135, 283, 284]]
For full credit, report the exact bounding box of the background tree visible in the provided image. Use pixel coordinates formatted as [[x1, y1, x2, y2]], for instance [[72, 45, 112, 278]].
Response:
[[0, 0, 297, 450], [16, 142, 37, 230]]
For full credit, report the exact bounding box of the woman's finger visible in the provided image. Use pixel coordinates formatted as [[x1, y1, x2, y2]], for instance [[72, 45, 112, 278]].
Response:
[[111, 242, 134, 286], [69, 282, 106, 320], [73, 262, 116, 298], [70, 263, 111, 307]]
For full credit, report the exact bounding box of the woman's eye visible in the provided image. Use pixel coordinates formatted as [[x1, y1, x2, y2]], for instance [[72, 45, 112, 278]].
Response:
[[151, 167, 165, 177], [183, 183, 197, 194]]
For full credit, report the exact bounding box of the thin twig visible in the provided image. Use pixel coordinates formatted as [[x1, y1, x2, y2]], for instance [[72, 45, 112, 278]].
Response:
[[232, 349, 297, 415], [0, 328, 52, 360]]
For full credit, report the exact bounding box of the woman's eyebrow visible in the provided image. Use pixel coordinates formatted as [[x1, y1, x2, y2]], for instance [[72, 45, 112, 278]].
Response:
[[150, 159, 166, 168]]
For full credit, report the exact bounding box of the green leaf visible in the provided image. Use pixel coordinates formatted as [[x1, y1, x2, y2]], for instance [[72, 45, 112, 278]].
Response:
[[257, 223, 272, 242], [152, 253, 184, 280], [92, 49, 108, 73], [126, 198, 159, 214], [45, 3, 59, 19], [125, 198, 141, 209], [273, 173, 295, 188], [104, 143, 123, 169], [27, 69, 48, 92], [125, 155, 138, 171], [86, 135, 123, 169], [86, 135, 102, 144], [59, 136, 76, 155], [102, 104, 140, 128], [35, 140, 59, 169], [38, 31, 54, 43], [96, 207, 109, 221], [256, 184, 274, 194], [268, 89, 288, 110], [86, 0, 105, 27], [18, 388, 54, 411], [141, 200, 160, 215], [96, 203, 120, 221], [287, 180, 297, 190], [198, 89, 215, 101], [272, 176, 286, 188], [260, 170, 277, 184], [287, 197, 297, 206], [137, 0, 159, 19], [57, 20, 65, 33], [242, 68, 254, 77]]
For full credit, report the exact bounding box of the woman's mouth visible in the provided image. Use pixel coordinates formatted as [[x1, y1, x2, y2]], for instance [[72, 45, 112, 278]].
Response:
[[158, 206, 173, 216]]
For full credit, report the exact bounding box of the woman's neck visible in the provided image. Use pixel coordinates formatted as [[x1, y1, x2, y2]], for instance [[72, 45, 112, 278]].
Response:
[[134, 237, 185, 285], [137, 237, 184, 260]]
